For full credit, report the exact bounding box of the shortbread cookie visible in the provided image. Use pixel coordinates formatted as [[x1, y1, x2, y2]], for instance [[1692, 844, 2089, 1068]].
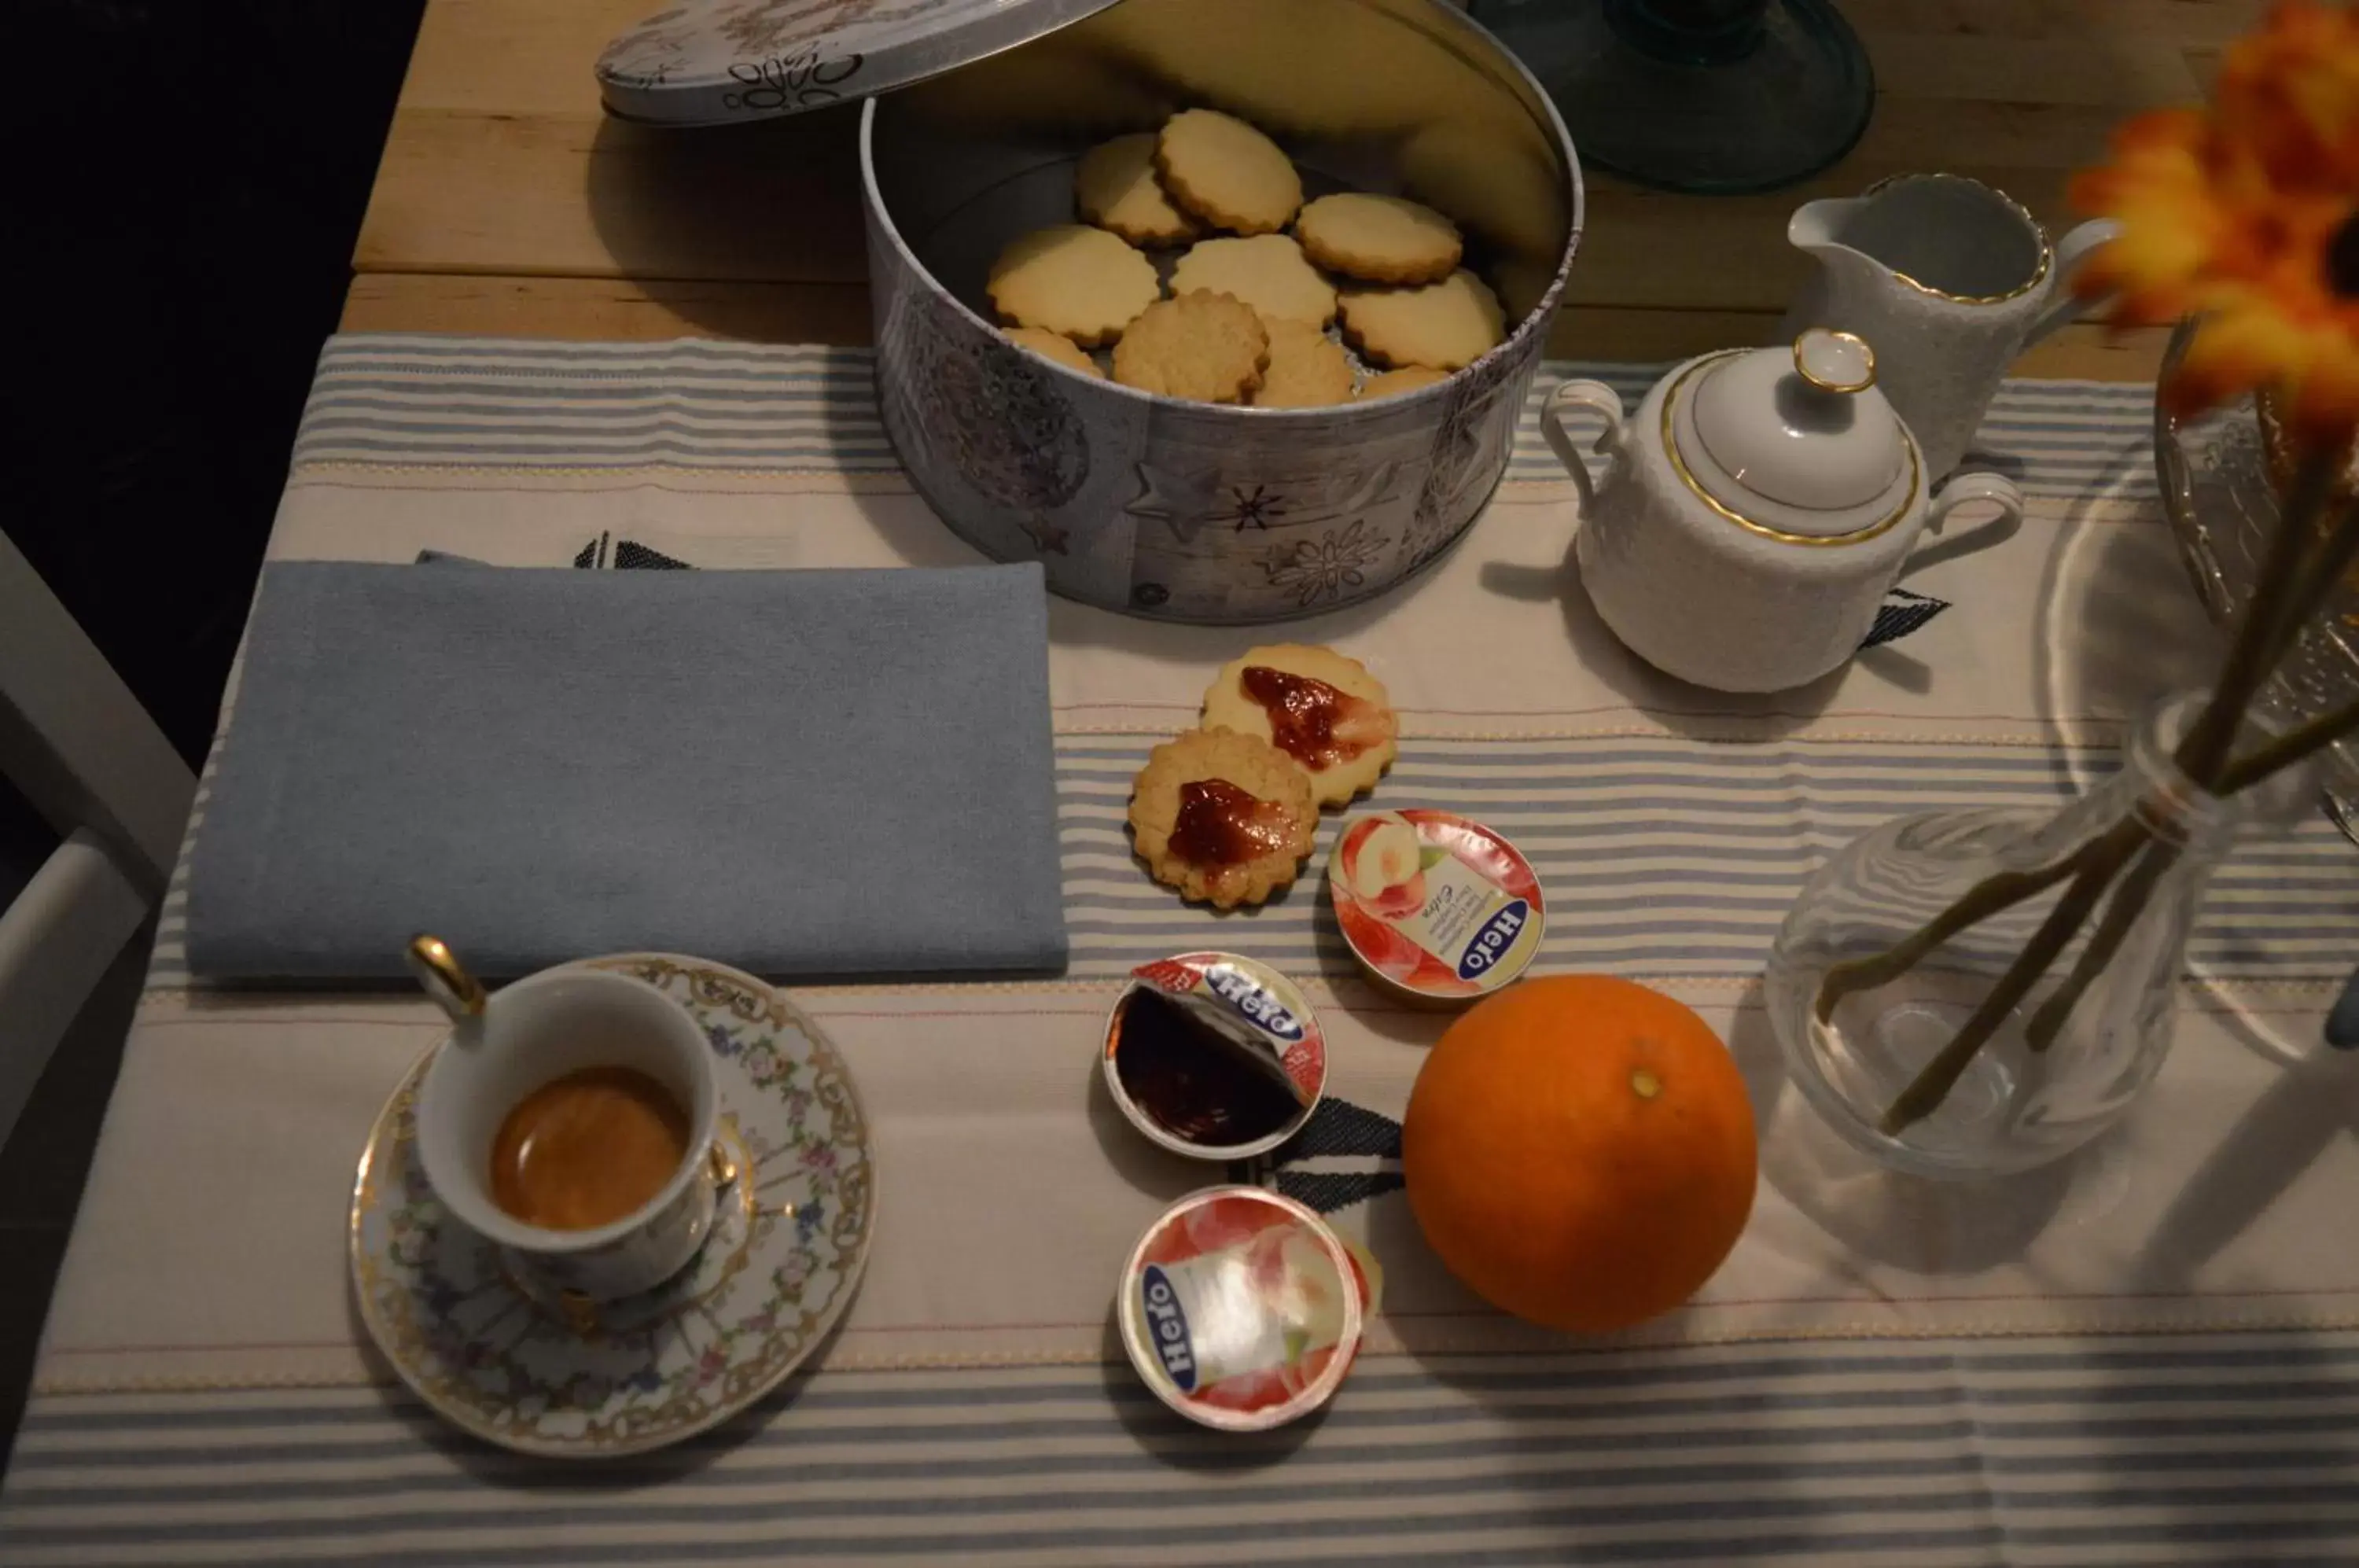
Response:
[[1356, 366, 1452, 401], [1075, 133, 1200, 247], [1169, 234, 1336, 327], [1251, 318, 1355, 409], [1338, 270, 1506, 372], [1295, 193, 1463, 285], [987, 225, 1161, 348], [1112, 289, 1269, 403], [1400, 123, 1567, 262], [1003, 326, 1105, 378], [1128, 727, 1319, 908], [1155, 109, 1302, 235], [1201, 646, 1398, 807]]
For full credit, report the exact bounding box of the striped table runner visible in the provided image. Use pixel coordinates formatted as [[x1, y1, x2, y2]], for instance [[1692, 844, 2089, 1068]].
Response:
[[7, 335, 2359, 1565]]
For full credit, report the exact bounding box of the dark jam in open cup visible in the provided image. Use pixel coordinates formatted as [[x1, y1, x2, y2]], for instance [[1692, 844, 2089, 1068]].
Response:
[[1102, 953, 1326, 1160], [1113, 989, 1301, 1147]]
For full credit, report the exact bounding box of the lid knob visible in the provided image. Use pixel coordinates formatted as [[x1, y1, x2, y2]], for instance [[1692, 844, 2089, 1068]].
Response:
[[1683, 329, 1910, 525], [1793, 328, 1875, 395]]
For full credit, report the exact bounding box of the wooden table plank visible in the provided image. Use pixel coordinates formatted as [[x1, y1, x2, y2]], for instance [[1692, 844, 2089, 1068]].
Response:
[[352, 0, 2246, 339], [355, 109, 867, 283], [355, 100, 2130, 301], [357, 0, 2222, 299], [341, 273, 876, 343]]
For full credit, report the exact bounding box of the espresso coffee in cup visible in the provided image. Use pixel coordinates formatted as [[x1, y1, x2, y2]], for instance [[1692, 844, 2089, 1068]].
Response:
[[414, 965, 721, 1301], [490, 1066, 693, 1232]]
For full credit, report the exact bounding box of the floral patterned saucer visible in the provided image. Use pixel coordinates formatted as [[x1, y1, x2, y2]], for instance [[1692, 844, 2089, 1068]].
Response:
[[349, 954, 875, 1458]]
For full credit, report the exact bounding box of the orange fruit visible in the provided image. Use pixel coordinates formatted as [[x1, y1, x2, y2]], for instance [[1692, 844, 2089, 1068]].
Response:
[[1401, 975, 1757, 1334]]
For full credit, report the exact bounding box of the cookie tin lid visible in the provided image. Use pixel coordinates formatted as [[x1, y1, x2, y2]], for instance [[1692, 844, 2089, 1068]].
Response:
[[1119, 1186, 1369, 1433], [1102, 953, 1327, 1161], [1328, 809, 1546, 1003], [598, 0, 1127, 126]]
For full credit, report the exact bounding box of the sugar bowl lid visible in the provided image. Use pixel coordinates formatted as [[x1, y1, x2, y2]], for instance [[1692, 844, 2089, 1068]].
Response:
[[598, 0, 1125, 126], [1675, 329, 1919, 541]]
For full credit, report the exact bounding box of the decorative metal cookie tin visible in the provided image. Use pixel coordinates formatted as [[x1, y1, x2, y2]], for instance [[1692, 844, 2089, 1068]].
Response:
[[859, 0, 1584, 622]]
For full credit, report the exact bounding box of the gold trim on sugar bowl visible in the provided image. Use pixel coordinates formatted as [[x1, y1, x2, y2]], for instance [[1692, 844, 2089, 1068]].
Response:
[[1661, 353, 1923, 549]]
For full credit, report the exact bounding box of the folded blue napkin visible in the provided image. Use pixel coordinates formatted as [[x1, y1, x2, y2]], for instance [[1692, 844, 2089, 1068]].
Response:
[[186, 561, 1067, 981]]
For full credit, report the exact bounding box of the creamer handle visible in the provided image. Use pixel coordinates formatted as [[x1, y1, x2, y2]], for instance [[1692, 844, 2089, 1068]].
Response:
[[1540, 379, 1626, 511], [2026, 219, 2122, 346]]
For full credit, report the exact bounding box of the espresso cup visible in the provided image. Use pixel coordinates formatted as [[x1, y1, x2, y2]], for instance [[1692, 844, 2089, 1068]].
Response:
[[413, 966, 720, 1301]]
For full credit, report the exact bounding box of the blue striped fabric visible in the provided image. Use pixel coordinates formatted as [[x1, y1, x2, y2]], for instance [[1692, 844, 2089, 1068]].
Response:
[[142, 734, 2359, 990], [28, 334, 2353, 1568], [6, 1333, 2359, 1563], [289, 337, 2158, 504]]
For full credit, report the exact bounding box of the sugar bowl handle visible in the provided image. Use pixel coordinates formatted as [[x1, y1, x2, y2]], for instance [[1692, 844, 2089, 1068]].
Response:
[[1541, 380, 1628, 511], [1908, 470, 2026, 572]]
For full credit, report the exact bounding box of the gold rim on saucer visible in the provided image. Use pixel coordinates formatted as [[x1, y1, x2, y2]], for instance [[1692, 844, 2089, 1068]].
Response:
[[348, 954, 877, 1459]]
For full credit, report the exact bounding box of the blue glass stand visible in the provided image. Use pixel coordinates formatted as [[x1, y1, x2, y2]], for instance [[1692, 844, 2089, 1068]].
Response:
[[1470, 0, 1875, 195]]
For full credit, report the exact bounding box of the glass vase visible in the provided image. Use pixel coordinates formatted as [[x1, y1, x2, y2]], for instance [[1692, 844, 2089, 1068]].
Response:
[[1766, 691, 2323, 1180]]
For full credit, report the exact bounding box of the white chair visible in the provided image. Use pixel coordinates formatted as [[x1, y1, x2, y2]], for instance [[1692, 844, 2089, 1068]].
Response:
[[0, 528, 196, 1150]]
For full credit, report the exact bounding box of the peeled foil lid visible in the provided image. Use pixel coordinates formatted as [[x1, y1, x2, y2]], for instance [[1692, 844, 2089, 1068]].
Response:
[[1127, 955, 1313, 1106], [1119, 1186, 1370, 1432]]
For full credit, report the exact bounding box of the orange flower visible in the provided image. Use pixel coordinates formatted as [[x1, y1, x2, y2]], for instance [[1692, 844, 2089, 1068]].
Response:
[[2072, 2, 2359, 439]]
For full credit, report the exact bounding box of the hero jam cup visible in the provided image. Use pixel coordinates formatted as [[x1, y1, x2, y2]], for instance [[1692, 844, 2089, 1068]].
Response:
[[1101, 953, 1327, 1161], [1328, 809, 1547, 1003], [1118, 1186, 1368, 1432]]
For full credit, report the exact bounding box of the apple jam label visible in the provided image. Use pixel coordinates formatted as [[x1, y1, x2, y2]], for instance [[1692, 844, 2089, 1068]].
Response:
[[1327, 810, 1548, 1000]]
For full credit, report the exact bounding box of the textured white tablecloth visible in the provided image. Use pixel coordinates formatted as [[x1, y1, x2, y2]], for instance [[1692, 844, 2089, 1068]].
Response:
[[6, 335, 2358, 1566]]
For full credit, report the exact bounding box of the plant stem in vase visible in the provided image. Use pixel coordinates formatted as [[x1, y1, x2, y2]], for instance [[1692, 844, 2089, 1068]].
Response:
[[1766, 691, 2332, 1178], [1768, 3, 2359, 1169]]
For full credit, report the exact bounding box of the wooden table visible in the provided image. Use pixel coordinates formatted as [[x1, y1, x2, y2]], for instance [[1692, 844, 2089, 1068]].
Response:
[[341, 0, 2250, 376]]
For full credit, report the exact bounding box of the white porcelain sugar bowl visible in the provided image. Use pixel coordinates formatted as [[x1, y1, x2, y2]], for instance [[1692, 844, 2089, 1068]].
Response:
[[1543, 329, 2025, 694]]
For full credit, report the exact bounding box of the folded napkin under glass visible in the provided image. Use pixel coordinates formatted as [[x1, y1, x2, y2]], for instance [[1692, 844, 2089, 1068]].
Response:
[[186, 561, 1067, 981]]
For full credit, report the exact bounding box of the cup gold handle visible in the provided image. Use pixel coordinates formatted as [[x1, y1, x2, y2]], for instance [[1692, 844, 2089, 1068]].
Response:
[[406, 934, 488, 1023]]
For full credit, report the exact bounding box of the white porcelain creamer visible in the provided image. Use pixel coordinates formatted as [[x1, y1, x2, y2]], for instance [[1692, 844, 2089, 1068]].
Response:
[[1781, 173, 2116, 477]]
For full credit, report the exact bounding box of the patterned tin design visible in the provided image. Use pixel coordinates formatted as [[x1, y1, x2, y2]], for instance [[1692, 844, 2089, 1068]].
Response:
[[348, 955, 875, 1459], [861, 100, 1562, 624], [598, 0, 1125, 125]]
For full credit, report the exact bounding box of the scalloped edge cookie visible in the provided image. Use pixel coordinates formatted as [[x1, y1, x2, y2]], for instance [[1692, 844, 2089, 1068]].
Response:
[[1003, 326, 1106, 378], [1356, 366, 1452, 401], [1075, 133, 1201, 248], [1128, 727, 1319, 908], [1112, 289, 1270, 404], [988, 225, 1162, 348], [1200, 645, 1398, 807], [1337, 270, 1506, 372], [1296, 193, 1463, 286], [1170, 234, 1336, 327], [1155, 109, 1302, 236], [1251, 318, 1356, 409]]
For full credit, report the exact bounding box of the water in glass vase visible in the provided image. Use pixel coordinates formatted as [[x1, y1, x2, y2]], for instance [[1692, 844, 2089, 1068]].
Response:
[[1766, 691, 2324, 1180]]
